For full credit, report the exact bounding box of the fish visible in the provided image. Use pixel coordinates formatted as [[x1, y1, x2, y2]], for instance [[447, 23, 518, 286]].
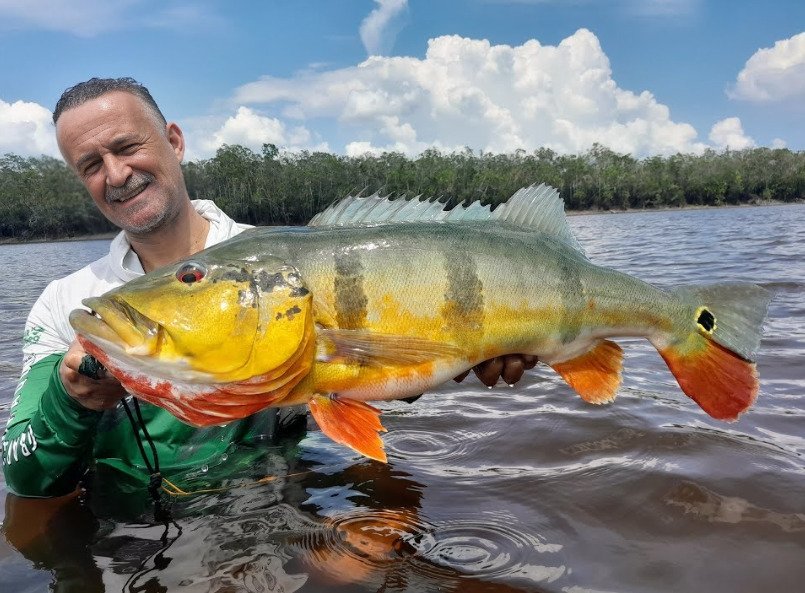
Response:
[[69, 184, 774, 462]]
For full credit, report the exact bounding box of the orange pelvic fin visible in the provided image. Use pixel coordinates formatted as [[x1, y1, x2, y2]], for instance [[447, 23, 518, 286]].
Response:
[[658, 336, 758, 421], [308, 395, 388, 462], [551, 339, 623, 404]]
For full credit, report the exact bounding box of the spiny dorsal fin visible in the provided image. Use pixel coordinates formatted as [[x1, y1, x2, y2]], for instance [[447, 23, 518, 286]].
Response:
[[308, 183, 584, 253]]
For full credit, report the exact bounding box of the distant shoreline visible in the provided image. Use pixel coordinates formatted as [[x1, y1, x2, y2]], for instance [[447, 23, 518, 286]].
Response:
[[0, 200, 800, 246], [566, 199, 799, 217], [0, 232, 117, 246]]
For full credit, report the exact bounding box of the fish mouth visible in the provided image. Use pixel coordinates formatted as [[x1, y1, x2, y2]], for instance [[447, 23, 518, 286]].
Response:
[[70, 296, 162, 356]]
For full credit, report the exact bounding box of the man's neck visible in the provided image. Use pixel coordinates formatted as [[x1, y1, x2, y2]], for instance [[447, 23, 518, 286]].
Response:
[[127, 205, 211, 273]]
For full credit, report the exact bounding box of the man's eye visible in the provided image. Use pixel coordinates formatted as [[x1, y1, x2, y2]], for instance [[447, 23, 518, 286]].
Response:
[[83, 162, 101, 176]]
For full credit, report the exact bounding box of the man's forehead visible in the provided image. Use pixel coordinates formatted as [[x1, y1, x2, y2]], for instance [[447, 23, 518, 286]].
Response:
[[58, 91, 156, 131]]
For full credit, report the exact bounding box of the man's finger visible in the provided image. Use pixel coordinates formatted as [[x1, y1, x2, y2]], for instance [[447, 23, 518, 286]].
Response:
[[453, 369, 471, 383], [501, 357, 526, 385], [473, 357, 504, 387]]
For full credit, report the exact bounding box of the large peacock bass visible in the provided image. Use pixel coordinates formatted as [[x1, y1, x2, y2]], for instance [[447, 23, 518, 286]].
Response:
[[70, 185, 773, 462]]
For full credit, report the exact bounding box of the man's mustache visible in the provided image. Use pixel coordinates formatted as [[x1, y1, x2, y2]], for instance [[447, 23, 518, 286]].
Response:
[[106, 172, 155, 203]]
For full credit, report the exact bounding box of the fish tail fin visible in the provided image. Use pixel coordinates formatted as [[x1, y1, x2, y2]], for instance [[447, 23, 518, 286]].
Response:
[[651, 283, 774, 421]]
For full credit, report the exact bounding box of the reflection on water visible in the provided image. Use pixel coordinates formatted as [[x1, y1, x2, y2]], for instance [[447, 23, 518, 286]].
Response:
[[1, 205, 804, 592]]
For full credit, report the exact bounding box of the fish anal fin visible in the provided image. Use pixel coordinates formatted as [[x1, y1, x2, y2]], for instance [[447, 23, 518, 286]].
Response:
[[551, 340, 623, 404], [658, 336, 758, 421], [309, 395, 388, 462]]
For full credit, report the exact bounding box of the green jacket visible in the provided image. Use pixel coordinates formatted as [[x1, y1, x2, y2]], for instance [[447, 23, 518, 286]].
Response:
[[2, 353, 293, 497]]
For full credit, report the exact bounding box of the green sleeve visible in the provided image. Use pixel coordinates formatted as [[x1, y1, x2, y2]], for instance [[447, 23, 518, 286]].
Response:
[[2, 354, 103, 497]]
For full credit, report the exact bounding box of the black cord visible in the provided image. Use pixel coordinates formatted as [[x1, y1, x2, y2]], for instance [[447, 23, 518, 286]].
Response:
[[120, 397, 172, 525], [121, 398, 156, 475], [133, 399, 160, 474]]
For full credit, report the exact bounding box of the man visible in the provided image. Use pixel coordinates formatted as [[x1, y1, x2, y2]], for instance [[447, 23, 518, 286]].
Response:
[[2, 77, 535, 498]]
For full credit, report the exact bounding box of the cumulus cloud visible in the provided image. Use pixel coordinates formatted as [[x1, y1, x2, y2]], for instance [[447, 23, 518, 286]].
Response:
[[0, 99, 60, 157], [708, 117, 755, 151], [190, 106, 327, 159], [729, 32, 805, 103], [234, 29, 710, 157], [360, 0, 408, 56], [771, 138, 787, 149]]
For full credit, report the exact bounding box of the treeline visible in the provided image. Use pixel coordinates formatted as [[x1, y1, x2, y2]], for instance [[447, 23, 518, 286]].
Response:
[[2, 144, 803, 240]]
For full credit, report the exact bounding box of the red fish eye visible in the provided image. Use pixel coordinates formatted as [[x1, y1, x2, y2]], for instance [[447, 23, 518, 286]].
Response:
[[176, 262, 206, 284]]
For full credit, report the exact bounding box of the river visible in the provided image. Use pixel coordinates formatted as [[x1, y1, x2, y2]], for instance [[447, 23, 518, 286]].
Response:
[[1, 204, 803, 593]]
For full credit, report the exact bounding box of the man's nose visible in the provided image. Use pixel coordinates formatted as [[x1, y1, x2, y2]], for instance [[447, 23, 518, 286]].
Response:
[[103, 155, 132, 187]]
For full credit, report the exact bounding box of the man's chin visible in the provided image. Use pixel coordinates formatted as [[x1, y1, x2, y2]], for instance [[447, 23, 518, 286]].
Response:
[[114, 200, 173, 236]]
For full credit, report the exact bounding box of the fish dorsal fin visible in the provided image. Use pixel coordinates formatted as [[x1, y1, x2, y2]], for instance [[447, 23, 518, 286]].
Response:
[[490, 184, 585, 253], [308, 183, 585, 253]]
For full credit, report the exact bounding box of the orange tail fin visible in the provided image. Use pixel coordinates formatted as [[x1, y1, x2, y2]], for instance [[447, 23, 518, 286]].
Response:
[[551, 339, 623, 404], [655, 282, 772, 421], [658, 336, 758, 421], [309, 395, 388, 462]]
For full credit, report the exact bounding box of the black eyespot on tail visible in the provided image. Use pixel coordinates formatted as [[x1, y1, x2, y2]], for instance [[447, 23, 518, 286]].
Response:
[[697, 308, 716, 333]]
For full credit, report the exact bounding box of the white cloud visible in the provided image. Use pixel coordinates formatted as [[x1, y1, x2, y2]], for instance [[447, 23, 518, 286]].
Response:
[[729, 32, 805, 103], [360, 0, 408, 56], [771, 138, 787, 149], [708, 117, 755, 151], [234, 29, 710, 157], [0, 0, 220, 36], [191, 107, 327, 159], [0, 99, 60, 157]]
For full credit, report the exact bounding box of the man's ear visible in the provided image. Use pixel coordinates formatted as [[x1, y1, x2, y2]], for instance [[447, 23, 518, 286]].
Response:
[[166, 122, 185, 162]]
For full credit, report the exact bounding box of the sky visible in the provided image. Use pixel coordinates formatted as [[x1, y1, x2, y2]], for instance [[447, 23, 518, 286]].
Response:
[[1, 0, 803, 162]]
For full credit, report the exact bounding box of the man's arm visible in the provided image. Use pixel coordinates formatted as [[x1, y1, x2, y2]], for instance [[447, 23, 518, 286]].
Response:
[[2, 285, 124, 497]]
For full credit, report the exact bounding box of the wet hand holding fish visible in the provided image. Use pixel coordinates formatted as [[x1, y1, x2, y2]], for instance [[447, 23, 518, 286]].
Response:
[[69, 185, 773, 462]]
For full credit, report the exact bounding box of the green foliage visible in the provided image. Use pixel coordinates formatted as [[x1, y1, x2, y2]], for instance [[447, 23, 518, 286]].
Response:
[[1, 146, 802, 240], [0, 154, 115, 241]]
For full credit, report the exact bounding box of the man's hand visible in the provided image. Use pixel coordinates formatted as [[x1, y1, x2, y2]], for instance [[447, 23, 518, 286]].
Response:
[[454, 354, 538, 387], [59, 340, 127, 411]]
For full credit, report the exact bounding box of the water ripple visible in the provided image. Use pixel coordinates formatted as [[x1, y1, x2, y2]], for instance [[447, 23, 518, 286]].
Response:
[[384, 428, 494, 463], [298, 508, 566, 588], [413, 512, 565, 584]]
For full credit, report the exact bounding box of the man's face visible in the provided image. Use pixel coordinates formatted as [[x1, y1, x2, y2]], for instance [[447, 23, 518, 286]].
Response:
[[56, 90, 187, 236]]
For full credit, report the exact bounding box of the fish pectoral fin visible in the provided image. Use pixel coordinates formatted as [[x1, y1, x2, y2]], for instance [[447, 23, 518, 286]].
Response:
[[308, 395, 388, 462], [312, 297, 338, 328], [319, 328, 462, 366], [550, 339, 623, 404]]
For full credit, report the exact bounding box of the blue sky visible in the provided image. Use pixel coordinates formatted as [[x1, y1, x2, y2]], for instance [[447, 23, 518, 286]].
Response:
[[1, 0, 803, 161]]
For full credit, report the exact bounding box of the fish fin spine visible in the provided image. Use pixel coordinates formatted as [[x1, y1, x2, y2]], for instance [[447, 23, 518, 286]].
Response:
[[309, 395, 388, 462], [550, 339, 623, 404]]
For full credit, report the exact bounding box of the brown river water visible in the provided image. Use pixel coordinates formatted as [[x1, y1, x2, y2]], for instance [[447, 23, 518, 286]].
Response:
[[0, 204, 803, 592]]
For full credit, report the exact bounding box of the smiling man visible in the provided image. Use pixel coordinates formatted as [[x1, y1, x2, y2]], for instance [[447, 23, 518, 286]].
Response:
[[2, 77, 534, 497]]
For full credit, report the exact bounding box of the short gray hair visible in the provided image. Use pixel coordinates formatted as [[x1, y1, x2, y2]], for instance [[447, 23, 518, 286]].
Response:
[[53, 77, 166, 126]]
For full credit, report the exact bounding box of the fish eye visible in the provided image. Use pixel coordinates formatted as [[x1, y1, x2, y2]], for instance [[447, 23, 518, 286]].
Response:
[[176, 262, 207, 284]]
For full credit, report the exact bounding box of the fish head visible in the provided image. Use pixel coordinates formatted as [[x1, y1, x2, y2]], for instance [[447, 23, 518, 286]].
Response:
[[69, 254, 314, 388]]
